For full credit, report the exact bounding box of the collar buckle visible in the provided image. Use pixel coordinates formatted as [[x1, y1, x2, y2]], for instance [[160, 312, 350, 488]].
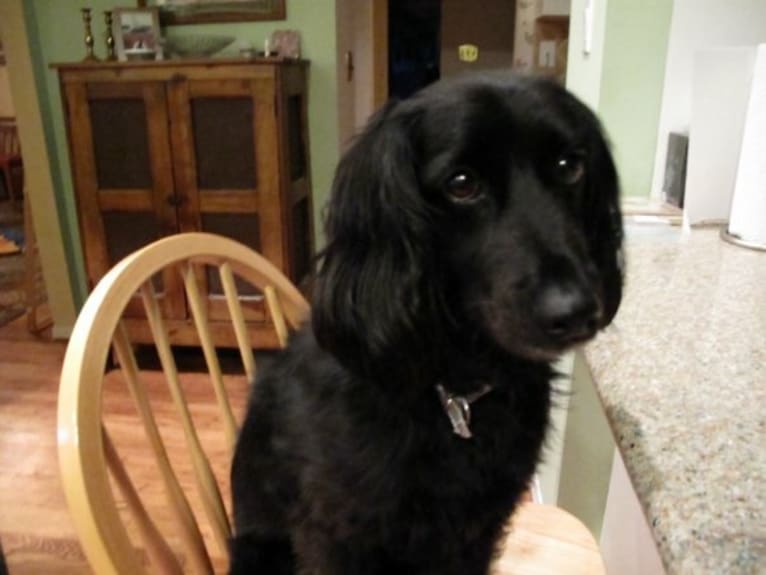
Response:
[[436, 383, 493, 439]]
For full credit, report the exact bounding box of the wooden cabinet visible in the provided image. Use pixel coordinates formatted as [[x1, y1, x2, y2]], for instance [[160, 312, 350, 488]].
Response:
[[54, 59, 313, 348]]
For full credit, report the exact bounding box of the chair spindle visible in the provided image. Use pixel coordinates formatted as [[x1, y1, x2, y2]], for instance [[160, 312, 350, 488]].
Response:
[[182, 263, 238, 449], [139, 282, 232, 554], [103, 426, 185, 575], [218, 262, 257, 382], [113, 325, 214, 575]]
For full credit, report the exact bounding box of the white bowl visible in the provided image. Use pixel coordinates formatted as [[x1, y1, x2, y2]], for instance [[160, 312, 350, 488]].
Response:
[[164, 35, 235, 58]]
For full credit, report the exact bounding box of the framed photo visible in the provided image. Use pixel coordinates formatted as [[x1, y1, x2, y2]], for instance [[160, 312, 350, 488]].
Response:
[[113, 8, 163, 61], [138, 0, 286, 25], [270, 30, 301, 59]]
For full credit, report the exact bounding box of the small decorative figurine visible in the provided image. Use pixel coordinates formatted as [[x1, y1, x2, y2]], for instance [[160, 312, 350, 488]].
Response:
[[81, 8, 99, 62], [104, 11, 116, 61]]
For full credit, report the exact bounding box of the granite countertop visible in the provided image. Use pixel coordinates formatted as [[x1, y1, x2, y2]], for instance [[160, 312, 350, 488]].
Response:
[[584, 226, 765, 574]]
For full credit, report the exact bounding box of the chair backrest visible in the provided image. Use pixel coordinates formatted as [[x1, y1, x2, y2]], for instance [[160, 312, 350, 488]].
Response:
[[58, 233, 309, 575], [0, 121, 20, 156]]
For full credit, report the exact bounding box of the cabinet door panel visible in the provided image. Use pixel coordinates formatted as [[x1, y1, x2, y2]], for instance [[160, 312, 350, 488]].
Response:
[[290, 197, 312, 284], [201, 212, 266, 322], [169, 77, 281, 322], [190, 97, 257, 189], [102, 212, 164, 293], [280, 68, 313, 286], [286, 94, 308, 182], [90, 97, 153, 189], [65, 81, 183, 319]]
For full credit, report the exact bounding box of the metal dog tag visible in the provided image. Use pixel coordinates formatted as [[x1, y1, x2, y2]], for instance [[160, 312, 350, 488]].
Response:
[[445, 396, 473, 439], [436, 385, 473, 439]]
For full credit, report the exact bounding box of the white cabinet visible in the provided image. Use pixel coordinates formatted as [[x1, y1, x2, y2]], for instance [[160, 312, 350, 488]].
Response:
[[601, 453, 666, 575], [535, 351, 665, 574]]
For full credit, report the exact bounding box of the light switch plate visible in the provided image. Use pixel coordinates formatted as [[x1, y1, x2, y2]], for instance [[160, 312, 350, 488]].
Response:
[[539, 41, 556, 68]]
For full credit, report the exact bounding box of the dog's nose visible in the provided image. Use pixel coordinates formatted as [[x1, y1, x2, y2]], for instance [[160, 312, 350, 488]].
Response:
[[536, 284, 602, 343]]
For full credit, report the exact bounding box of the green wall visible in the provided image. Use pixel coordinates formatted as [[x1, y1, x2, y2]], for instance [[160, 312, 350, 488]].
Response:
[[566, 0, 610, 111], [24, 0, 339, 306], [599, 0, 673, 198], [566, 0, 673, 199]]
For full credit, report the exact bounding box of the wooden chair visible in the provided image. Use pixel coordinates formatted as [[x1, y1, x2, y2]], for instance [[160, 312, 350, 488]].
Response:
[[495, 502, 606, 575], [58, 233, 309, 574], [58, 232, 605, 574], [24, 193, 53, 334], [0, 119, 22, 207]]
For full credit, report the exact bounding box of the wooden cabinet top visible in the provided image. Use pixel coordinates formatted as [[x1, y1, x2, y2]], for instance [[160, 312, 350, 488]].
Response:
[[51, 58, 308, 81], [51, 58, 308, 70]]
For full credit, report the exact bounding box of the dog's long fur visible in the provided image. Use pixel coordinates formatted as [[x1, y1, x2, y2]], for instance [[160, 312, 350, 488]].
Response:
[[230, 74, 623, 575]]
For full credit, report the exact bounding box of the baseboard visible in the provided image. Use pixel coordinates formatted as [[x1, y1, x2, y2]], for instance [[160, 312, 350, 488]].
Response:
[[52, 323, 73, 340]]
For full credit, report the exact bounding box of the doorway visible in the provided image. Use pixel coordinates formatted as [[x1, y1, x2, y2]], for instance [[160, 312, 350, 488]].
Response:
[[335, 0, 519, 145], [388, 0, 442, 100], [389, 0, 518, 98], [336, 0, 572, 147]]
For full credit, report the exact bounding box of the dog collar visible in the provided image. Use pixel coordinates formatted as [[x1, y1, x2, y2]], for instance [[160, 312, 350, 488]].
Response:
[[436, 383, 493, 439]]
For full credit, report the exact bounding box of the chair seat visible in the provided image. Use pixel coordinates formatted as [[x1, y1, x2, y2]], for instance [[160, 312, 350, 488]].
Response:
[[495, 503, 606, 575]]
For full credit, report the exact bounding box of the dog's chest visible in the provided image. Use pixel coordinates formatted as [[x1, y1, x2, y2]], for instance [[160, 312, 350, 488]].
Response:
[[329, 390, 546, 538], [412, 395, 538, 496]]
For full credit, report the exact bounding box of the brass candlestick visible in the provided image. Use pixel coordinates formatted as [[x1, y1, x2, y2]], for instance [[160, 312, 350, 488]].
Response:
[[81, 8, 99, 62], [104, 11, 116, 61]]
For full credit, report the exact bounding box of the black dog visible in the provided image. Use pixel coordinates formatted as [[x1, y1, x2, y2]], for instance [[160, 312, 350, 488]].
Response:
[[230, 73, 623, 574]]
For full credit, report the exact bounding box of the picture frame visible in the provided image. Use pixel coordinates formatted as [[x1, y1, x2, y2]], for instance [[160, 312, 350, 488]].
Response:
[[137, 0, 286, 25], [270, 30, 301, 59], [113, 8, 163, 61]]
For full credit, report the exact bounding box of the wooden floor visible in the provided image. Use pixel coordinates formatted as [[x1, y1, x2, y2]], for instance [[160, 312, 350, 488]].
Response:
[[0, 318, 88, 574], [0, 317, 251, 574]]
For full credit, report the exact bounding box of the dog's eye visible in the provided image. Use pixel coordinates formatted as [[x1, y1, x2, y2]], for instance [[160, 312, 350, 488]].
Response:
[[445, 171, 481, 202], [553, 153, 586, 186]]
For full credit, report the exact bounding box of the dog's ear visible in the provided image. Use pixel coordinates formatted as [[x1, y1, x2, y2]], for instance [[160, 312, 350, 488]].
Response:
[[313, 103, 438, 381], [584, 130, 624, 326]]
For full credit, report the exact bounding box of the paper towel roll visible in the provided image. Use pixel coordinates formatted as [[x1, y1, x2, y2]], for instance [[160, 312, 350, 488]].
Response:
[[727, 44, 766, 248]]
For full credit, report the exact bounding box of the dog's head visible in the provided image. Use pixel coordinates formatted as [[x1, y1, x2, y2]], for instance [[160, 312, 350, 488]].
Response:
[[313, 74, 623, 378]]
